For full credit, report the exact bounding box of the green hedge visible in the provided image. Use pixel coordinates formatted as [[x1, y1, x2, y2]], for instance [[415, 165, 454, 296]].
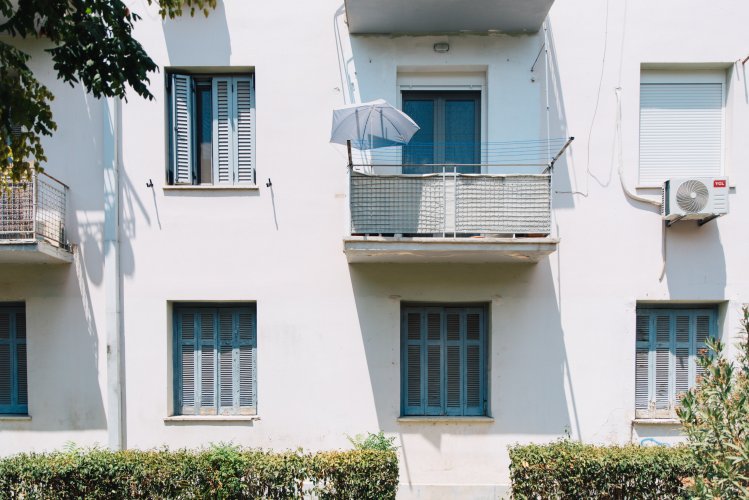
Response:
[[509, 441, 696, 499], [0, 447, 399, 499]]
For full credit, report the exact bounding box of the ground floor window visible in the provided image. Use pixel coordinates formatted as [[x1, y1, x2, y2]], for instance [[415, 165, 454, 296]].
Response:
[[401, 305, 487, 416], [174, 304, 257, 416], [635, 307, 717, 419], [0, 304, 27, 415]]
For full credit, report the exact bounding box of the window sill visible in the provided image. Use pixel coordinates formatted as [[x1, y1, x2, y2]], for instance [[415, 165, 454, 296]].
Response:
[[397, 416, 494, 424], [163, 185, 259, 191], [633, 418, 681, 425], [164, 415, 260, 423], [0, 415, 31, 421], [165, 415, 260, 423]]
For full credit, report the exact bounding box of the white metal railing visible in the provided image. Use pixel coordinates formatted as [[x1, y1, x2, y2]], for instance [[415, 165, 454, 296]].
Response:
[[349, 170, 552, 236], [0, 173, 69, 248]]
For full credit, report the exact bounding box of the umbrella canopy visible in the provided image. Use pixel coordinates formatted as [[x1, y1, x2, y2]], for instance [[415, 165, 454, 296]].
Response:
[[330, 99, 420, 150]]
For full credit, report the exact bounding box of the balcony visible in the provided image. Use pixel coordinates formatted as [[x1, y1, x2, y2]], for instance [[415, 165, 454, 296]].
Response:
[[344, 138, 572, 264], [0, 173, 72, 264], [344, 0, 555, 35]]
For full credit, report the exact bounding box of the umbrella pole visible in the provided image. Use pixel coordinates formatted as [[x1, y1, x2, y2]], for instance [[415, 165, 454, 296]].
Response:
[[347, 140, 353, 168]]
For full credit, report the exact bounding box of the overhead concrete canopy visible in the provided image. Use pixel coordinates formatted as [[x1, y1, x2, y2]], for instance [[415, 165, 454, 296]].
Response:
[[344, 0, 554, 34]]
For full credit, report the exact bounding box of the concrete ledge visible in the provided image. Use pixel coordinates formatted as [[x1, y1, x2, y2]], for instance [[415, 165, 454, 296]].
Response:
[[633, 418, 681, 425], [0, 240, 73, 264], [163, 185, 259, 191], [398, 483, 510, 499], [344, 236, 558, 263], [164, 415, 260, 423], [397, 416, 494, 424], [0, 415, 31, 421]]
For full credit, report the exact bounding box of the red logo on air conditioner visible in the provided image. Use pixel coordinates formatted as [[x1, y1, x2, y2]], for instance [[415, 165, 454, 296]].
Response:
[[714, 180, 727, 188]]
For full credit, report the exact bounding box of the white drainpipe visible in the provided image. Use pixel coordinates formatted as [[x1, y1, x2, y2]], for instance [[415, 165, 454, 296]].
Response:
[[103, 97, 123, 450]]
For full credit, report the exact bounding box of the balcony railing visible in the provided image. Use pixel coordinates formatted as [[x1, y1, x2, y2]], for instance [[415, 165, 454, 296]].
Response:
[[347, 137, 573, 238], [0, 173, 69, 249], [350, 171, 551, 236]]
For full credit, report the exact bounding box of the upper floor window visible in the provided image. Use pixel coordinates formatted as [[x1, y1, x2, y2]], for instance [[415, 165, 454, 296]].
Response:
[[401, 91, 481, 174], [401, 305, 487, 416], [639, 70, 725, 186], [635, 307, 717, 419], [167, 73, 255, 186], [0, 304, 27, 415], [173, 304, 257, 416]]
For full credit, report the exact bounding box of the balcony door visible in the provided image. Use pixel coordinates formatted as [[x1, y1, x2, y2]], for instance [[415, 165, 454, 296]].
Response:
[[402, 91, 480, 174]]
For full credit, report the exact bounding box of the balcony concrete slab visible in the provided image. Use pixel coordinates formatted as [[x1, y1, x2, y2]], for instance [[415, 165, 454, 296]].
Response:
[[344, 236, 558, 264], [0, 241, 73, 264]]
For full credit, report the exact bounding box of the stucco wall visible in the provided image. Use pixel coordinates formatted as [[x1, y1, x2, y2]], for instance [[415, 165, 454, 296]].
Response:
[[2, 0, 749, 494]]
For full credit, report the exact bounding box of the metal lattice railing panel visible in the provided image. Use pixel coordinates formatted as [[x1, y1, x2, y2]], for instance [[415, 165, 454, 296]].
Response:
[[456, 175, 551, 234], [349, 171, 551, 236], [350, 172, 445, 234], [0, 174, 68, 248]]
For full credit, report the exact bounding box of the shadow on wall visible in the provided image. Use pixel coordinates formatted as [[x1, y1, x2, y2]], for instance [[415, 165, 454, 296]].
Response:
[[162, 0, 231, 67], [662, 221, 726, 301], [349, 262, 574, 472], [0, 261, 107, 432]]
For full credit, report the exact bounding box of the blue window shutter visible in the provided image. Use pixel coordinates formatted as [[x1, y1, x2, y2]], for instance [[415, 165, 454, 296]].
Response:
[[425, 309, 444, 415], [0, 306, 28, 415], [176, 309, 198, 415], [237, 307, 257, 414], [199, 311, 217, 414], [464, 309, 485, 416], [402, 309, 424, 415], [218, 309, 234, 414], [171, 74, 194, 184], [674, 313, 691, 408], [634, 313, 650, 415], [444, 309, 462, 416], [233, 76, 255, 184], [212, 78, 234, 184], [694, 311, 713, 383]]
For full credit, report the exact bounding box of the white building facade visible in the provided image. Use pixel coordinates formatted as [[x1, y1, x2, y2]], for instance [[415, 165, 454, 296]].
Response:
[[1, 0, 748, 496]]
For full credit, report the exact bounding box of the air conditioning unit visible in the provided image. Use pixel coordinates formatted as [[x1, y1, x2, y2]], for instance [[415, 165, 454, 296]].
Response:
[[662, 178, 729, 224]]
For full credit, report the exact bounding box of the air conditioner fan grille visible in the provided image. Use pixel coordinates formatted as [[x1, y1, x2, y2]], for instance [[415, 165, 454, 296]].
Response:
[[676, 179, 709, 213]]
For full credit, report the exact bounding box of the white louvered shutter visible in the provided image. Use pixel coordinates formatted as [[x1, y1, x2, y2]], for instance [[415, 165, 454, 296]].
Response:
[[212, 78, 234, 184], [171, 74, 194, 184], [639, 82, 723, 185], [234, 76, 255, 184]]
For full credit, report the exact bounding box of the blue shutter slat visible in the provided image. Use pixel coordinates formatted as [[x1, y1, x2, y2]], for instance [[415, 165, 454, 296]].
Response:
[[171, 74, 194, 184], [402, 309, 424, 415], [464, 308, 484, 416], [237, 308, 256, 413], [233, 76, 255, 184], [212, 78, 234, 184]]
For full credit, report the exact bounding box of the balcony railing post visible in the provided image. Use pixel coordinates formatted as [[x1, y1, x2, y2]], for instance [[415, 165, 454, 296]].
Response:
[[442, 166, 446, 238], [31, 173, 37, 241], [453, 166, 457, 238]]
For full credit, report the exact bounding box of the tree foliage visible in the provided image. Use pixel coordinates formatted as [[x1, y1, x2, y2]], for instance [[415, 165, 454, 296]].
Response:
[[0, 0, 216, 187], [678, 305, 749, 499]]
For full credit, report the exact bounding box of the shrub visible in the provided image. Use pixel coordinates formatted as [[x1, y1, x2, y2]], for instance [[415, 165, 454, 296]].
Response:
[[346, 431, 398, 452], [0, 446, 398, 499], [509, 440, 696, 499], [678, 305, 749, 499]]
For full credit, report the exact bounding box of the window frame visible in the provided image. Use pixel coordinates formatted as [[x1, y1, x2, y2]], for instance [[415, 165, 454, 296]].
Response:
[[400, 304, 488, 417], [172, 303, 257, 417], [0, 303, 27, 415], [166, 70, 256, 187], [635, 306, 718, 419]]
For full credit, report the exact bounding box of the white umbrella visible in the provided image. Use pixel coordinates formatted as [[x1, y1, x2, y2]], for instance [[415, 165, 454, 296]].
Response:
[[330, 99, 420, 150]]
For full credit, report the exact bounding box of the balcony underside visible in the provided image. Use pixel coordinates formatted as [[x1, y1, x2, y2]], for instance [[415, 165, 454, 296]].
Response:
[[0, 240, 73, 264], [344, 0, 554, 34], [344, 236, 558, 263]]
